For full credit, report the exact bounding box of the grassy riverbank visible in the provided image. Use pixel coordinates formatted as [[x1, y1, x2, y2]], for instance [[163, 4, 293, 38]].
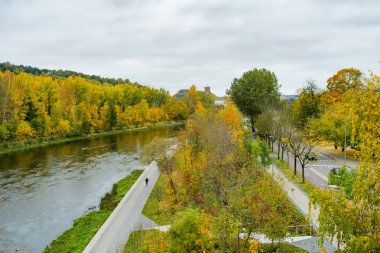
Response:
[[44, 169, 143, 253], [0, 121, 184, 156]]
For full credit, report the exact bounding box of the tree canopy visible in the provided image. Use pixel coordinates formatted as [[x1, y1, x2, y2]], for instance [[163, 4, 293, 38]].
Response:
[[291, 80, 322, 128], [0, 70, 188, 142], [227, 68, 280, 132]]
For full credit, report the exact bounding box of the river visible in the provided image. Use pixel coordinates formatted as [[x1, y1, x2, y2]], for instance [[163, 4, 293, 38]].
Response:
[[0, 126, 180, 253]]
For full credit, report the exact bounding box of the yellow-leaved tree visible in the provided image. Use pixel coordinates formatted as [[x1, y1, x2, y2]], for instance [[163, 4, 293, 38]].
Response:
[[311, 73, 380, 252]]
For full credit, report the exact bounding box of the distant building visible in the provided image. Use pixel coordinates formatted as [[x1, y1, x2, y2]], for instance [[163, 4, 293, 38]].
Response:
[[280, 95, 298, 104], [174, 86, 213, 98], [174, 89, 189, 98]]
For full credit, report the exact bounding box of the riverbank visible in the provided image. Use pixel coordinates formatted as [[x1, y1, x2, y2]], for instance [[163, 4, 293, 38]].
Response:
[[43, 169, 143, 253], [0, 121, 184, 156]]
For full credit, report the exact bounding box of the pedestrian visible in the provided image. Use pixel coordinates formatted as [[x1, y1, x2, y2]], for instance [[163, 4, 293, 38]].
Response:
[[145, 177, 149, 186]]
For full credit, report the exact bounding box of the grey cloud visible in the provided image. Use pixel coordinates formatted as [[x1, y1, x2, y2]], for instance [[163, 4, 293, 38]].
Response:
[[0, 0, 379, 96]]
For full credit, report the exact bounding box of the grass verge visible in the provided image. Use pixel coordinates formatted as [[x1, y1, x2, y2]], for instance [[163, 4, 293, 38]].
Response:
[[324, 147, 358, 161], [0, 121, 184, 156], [273, 158, 317, 195], [43, 169, 143, 253], [142, 174, 181, 225]]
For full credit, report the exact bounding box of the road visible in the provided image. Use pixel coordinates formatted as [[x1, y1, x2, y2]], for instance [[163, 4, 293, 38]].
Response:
[[83, 161, 160, 253], [272, 143, 357, 188]]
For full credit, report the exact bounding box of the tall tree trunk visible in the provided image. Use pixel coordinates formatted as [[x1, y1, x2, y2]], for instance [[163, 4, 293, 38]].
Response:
[[250, 116, 256, 134], [294, 156, 297, 175], [169, 176, 177, 204], [277, 140, 280, 159], [302, 164, 305, 183], [281, 146, 284, 160]]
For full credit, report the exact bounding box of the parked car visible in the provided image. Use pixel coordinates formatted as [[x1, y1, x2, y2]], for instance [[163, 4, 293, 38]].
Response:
[[330, 167, 339, 175], [306, 153, 317, 162]]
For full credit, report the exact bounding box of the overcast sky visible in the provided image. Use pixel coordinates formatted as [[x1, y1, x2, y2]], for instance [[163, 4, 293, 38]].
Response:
[[0, 0, 379, 96]]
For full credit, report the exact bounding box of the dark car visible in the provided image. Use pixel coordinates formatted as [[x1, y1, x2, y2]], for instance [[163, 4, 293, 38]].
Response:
[[330, 167, 339, 175], [306, 153, 317, 162]]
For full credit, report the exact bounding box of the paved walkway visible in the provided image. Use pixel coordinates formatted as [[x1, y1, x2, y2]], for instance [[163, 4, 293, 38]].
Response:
[[132, 214, 158, 232], [83, 162, 160, 253], [268, 163, 336, 253]]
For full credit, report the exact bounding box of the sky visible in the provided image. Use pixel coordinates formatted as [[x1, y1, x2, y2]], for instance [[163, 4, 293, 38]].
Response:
[[0, 0, 379, 96]]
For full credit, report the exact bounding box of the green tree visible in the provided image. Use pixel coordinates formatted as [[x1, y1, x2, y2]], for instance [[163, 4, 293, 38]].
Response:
[[292, 80, 322, 128], [169, 208, 202, 253], [227, 68, 280, 133], [328, 167, 357, 200], [259, 140, 272, 168]]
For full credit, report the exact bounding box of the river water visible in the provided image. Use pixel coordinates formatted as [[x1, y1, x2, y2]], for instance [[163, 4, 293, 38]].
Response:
[[0, 126, 180, 253]]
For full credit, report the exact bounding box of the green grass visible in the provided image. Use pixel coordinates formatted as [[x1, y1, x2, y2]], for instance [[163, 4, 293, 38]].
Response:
[[43, 169, 143, 253], [273, 158, 317, 196], [142, 174, 180, 225], [124, 229, 165, 253], [0, 121, 184, 156]]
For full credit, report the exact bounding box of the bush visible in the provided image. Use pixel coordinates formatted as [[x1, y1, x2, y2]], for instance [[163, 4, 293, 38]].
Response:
[[328, 166, 357, 199]]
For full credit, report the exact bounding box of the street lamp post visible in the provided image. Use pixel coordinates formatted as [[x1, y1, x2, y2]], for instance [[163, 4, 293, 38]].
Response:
[[344, 117, 347, 166]]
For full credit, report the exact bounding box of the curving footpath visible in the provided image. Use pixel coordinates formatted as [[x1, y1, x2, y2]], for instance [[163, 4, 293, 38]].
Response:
[[83, 161, 159, 253]]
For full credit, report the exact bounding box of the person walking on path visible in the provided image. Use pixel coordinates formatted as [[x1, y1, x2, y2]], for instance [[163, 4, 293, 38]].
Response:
[[145, 177, 149, 186]]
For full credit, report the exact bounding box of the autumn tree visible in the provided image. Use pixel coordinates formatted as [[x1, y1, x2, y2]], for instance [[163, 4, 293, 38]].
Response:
[[307, 101, 351, 150], [286, 129, 315, 182], [0, 70, 188, 142], [292, 80, 322, 128], [311, 73, 380, 252], [321, 68, 364, 108]]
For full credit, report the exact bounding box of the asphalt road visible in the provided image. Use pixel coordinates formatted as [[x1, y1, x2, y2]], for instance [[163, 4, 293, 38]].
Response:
[[273, 143, 346, 188]]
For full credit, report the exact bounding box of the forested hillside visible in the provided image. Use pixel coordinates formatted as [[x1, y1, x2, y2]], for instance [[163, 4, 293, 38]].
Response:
[[0, 62, 131, 85], [0, 70, 189, 142]]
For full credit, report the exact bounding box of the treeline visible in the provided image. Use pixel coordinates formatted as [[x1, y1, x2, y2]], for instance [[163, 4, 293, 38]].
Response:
[[134, 96, 307, 252], [228, 67, 380, 251], [0, 62, 131, 85], [0, 71, 217, 142]]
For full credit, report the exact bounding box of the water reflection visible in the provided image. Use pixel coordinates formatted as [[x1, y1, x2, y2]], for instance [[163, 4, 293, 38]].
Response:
[[0, 126, 180, 253]]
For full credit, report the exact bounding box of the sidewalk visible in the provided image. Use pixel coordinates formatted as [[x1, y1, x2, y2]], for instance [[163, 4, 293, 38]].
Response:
[[267, 164, 319, 228], [83, 162, 160, 253], [268, 163, 336, 252]]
